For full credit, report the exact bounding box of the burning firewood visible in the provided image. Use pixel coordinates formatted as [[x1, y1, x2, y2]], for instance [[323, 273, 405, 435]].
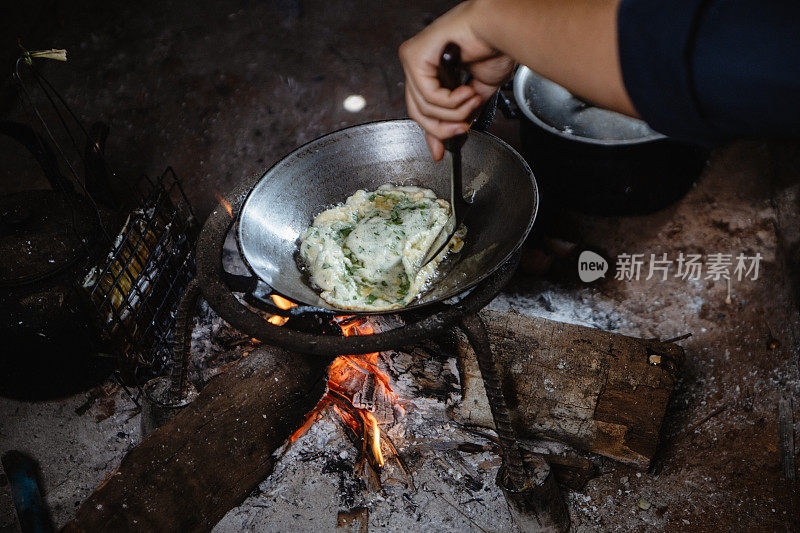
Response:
[[288, 315, 403, 481]]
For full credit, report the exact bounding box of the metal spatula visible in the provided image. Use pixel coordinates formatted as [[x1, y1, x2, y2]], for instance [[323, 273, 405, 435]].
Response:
[[419, 42, 472, 268]]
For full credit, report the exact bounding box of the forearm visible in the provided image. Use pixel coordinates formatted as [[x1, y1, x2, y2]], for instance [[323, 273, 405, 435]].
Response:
[[468, 0, 637, 116]]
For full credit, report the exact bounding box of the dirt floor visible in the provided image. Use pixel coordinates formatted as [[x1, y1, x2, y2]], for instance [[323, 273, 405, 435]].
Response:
[[1, 1, 799, 531]]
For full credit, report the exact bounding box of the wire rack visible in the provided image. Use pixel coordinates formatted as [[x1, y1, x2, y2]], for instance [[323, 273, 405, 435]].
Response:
[[13, 52, 197, 386], [82, 168, 196, 377]]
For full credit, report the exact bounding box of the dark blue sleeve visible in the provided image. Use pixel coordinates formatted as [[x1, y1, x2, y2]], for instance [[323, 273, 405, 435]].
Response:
[[617, 0, 800, 146]]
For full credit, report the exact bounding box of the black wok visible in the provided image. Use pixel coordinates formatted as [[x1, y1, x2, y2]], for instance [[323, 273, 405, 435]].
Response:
[[236, 120, 538, 314]]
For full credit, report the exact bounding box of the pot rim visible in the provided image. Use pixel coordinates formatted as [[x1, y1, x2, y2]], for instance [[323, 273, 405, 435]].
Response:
[[512, 67, 666, 147]]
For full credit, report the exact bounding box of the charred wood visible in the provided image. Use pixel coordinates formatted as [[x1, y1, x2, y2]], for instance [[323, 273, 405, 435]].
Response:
[[63, 347, 329, 532]]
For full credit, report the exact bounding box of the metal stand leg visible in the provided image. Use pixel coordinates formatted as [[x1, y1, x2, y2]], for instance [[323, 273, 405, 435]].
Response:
[[140, 277, 200, 438], [459, 313, 570, 533], [169, 277, 201, 400]]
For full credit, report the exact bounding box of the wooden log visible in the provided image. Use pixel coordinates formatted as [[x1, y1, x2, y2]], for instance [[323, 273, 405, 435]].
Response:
[[499, 454, 570, 533], [63, 346, 329, 532], [534, 453, 596, 491], [453, 310, 684, 469]]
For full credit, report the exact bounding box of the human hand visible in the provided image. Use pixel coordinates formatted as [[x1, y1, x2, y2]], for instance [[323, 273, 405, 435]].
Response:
[[399, 1, 516, 160]]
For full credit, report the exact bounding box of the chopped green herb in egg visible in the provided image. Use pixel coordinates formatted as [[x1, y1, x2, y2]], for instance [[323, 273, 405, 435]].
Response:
[[298, 184, 464, 311]]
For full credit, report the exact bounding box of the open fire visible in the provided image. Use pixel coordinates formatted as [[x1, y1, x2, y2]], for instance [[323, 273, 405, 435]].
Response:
[[266, 294, 294, 326], [267, 296, 403, 472]]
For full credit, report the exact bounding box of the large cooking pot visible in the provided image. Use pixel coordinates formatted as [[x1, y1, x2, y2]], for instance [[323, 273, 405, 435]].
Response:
[[508, 67, 708, 216]]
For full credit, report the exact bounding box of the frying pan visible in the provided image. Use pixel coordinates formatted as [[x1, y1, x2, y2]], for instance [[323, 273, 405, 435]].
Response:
[[236, 119, 537, 314]]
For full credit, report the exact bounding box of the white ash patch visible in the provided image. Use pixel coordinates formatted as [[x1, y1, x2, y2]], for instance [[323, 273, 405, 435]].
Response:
[[487, 280, 638, 334], [186, 301, 256, 385], [0, 386, 142, 528]]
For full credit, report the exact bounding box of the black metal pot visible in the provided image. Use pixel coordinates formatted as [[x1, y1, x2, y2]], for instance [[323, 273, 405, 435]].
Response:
[[505, 67, 708, 216], [0, 122, 111, 400]]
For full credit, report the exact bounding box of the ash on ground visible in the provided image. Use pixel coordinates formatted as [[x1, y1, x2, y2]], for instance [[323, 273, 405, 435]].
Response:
[[215, 346, 521, 532]]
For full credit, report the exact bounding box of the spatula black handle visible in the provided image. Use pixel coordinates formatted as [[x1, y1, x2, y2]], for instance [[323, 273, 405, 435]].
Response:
[[437, 43, 468, 150], [437, 42, 463, 92]]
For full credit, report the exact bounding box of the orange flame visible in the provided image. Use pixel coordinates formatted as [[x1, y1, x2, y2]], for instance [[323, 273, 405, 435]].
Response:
[[214, 192, 233, 218], [266, 295, 297, 326], [288, 315, 397, 469], [267, 315, 289, 326], [289, 405, 323, 443], [271, 294, 297, 310], [362, 411, 385, 466]]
